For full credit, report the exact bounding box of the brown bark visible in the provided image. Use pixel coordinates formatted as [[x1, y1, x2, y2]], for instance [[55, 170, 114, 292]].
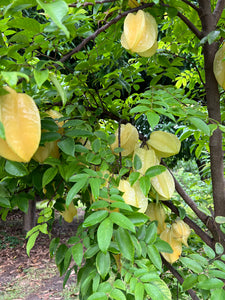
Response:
[[23, 198, 37, 232], [198, 1, 225, 219]]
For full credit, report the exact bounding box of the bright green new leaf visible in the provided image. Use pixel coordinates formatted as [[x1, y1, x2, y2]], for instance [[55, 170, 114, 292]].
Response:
[[36, 0, 69, 38]]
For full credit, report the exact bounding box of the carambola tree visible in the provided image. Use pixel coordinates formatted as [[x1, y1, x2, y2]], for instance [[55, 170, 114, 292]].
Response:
[[1, 0, 225, 299]]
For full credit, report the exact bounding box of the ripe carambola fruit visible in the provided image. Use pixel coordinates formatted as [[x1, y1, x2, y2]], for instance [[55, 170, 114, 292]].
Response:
[[145, 202, 167, 234], [0, 87, 41, 162], [118, 179, 148, 213], [111, 123, 139, 156], [147, 131, 181, 158], [121, 10, 158, 57], [151, 168, 175, 200], [33, 110, 63, 163], [213, 43, 225, 90], [160, 227, 182, 264], [61, 202, 77, 223], [133, 146, 158, 175], [171, 219, 191, 247]]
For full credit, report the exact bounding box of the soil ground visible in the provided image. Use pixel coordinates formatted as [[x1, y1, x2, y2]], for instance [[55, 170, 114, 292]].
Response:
[[0, 209, 84, 300]]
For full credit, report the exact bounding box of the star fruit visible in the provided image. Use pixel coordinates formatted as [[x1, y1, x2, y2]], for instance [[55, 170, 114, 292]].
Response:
[[0, 87, 41, 162], [121, 10, 158, 57]]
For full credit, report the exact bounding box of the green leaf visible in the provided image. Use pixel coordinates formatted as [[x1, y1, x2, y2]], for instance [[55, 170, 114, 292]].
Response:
[[133, 154, 142, 171], [208, 270, 225, 280], [109, 212, 135, 233], [180, 257, 203, 273], [213, 260, 225, 272], [34, 69, 49, 88], [126, 212, 149, 226], [139, 175, 151, 197], [66, 177, 89, 206], [71, 243, 83, 266], [215, 243, 224, 255], [26, 231, 39, 257], [215, 216, 225, 224], [204, 244, 215, 259], [83, 210, 108, 227], [145, 165, 166, 177], [211, 288, 225, 300], [144, 280, 172, 300], [97, 217, 113, 253], [55, 244, 68, 265], [0, 197, 10, 208], [188, 117, 210, 136], [89, 177, 101, 201], [36, 0, 69, 38], [1, 71, 29, 86], [49, 73, 67, 106], [58, 138, 75, 156], [5, 161, 28, 177], [96, 251, 110, 279], [129, 172, 140, 186], [110, 288, 126, 300], [147, 245, 162, 271], [135, 282, 145, 300], [115, 227, 134, 262], [146, 111, 160, 130], [42, 167, 58, 187], [145, 222, 157, 244], [84, 245, 99, 259], [49, 237, 60, 258], [87, 292, 107, 300], [197, 278, 224, 290], [154, 240, 173, 253], [182, 274, 198, 291], [41, 131, 61, 143]]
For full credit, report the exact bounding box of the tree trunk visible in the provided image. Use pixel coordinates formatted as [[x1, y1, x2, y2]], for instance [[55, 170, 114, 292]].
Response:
[[23, 198, 37, 232]]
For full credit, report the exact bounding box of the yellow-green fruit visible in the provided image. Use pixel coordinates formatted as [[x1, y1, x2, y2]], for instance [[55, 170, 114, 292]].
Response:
[[111, 123, 139, 156], [61, 202, 77, 223], [121, 10, 158, 57], [151, 169, 175, 200], [0, 87, 41, 162], [160, 227, 182, 264], [147, 131, 181, 158], [133, 146, 158, 175], [213, 43, 225, 90], [33, 109, 64, 163], [145, 202, 167, 234], [171, 219, 191, 247], [33, 140, 60, 163], [118, 179, 148, 213]]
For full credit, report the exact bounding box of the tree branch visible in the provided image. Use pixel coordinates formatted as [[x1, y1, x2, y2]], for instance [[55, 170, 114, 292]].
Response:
[[176, 11, 203, 39], [181, 0, 200, 13], [213, 0, 225, 25], [161, 256, 200, 300]]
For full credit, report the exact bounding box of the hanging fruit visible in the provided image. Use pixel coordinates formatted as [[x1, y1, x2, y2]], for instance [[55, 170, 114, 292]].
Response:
[[133, 146, 158, 175], [60, 201, 78, 223], [121, 10, 158, 57], [213, 43, 225, 90], [160, 227, 182, 264], [147, 131, 181, 158], [151, 168, 175, 200], [145, 202, 167, 234], [33, 110, 64, 163], [111, 123, 139, 156], [0, 87, 41, 162], [171, 219, 191, 247], [118, 179, 148, 213]]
